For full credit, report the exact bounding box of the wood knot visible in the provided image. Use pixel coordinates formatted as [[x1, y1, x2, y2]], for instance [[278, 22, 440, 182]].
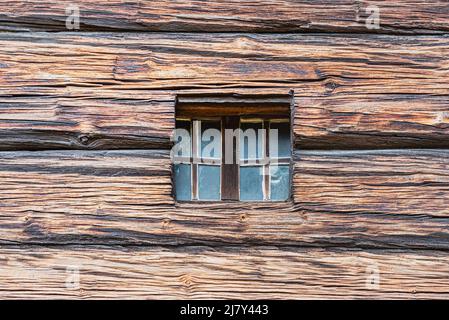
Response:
[[299, 210, 308, 221], [325, 80, 339, 93], [239, 213, 248, 223], [78, 135, 90, 145], [179, 274, 194, 286], [162, 218, 171, 229]]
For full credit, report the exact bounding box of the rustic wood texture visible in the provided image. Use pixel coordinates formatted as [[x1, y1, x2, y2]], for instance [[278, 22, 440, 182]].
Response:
[[0, 32, 448, 150], [0, 149, 448, 249], [1, 245, 449, 299], [2, 2, 448, 300], [0, 95, 175, 150], [1, 1, 448, 34]]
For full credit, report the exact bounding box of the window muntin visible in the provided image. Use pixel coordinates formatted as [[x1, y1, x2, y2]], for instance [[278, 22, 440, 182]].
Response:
[[173, 117, 291, 202]]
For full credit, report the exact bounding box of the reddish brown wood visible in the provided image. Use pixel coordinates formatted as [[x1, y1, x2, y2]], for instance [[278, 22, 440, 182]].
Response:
[[1, 1, 448, 300], [2, 245, 449, 299], [1, 1, 448, 34], [0, 149, 448, 249], [0, 33, 448, 150], [221, 116, 240, 200]]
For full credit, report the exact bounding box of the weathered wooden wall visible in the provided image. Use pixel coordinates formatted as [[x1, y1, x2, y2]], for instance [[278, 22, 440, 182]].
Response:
[[1, 0, 448, 33], [0, 1, 448, 299], [1, 32, 448, 150]]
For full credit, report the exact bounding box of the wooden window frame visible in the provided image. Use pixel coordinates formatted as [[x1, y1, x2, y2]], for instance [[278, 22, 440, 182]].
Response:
[[174, 93, 294, 202], [175, 116, 291, 202]]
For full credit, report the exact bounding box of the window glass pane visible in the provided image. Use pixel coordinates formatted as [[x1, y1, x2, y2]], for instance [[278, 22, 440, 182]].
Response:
[[270, 165, 290, 201], [174, 120, 191, 159], [270, 122, 291, 158], [240, 121, 264, 160], [240, 166, 264, 201], [174, 164, 191, 201], [198, 165, 221, 200], [200, 120, 221, 159]]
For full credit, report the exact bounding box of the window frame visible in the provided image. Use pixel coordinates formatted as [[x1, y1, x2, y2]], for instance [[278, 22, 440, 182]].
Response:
[[174, 115, 292, 202]]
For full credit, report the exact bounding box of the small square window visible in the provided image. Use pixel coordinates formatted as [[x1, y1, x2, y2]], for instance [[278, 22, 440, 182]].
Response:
[[172, 94, 293, 202]]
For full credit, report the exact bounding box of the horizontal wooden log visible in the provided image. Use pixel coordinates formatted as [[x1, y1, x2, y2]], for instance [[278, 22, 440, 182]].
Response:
[[0, 32, 448, 150], [295, 149, 449, 218], [2, 33, 447, 93], [1, 245, 449, 299], [0, 1, 448, 34], [3, 93, 449, 150], [1, 149, 449, 248], [0, 95, 175, 150], [295, 94, 449, 149]]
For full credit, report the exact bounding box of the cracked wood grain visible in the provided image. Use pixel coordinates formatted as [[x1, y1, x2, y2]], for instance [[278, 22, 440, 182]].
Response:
[[1, 149, 449, 249], [0, 0, 448, 34], [1, 245, 449, 299], [2, 0, 448, 301], [0, 32, 448, 150]]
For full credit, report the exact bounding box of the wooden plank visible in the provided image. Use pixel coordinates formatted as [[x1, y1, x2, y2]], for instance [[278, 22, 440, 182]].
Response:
[[295, 94, 449, 149], [2, 33, 447, 93], [1, 149, 449, 248], [295, 149, 449, 217], [0, 32, 448, 150], [3, 93, 449, 150], [1, 1, 448, 34], [0, 95, 175, 150], [1, 245, 449, 299]]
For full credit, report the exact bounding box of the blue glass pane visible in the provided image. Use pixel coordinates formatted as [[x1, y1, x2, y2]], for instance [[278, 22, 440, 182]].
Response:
[[240, 166, 263, 201], [198, 165, 221, 200], [270, 165, 290, 201], [269, 122, 291, 158], [240, 122, 264, 160], [201, 121, 221, 159], [174, 164, 191, 201]]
